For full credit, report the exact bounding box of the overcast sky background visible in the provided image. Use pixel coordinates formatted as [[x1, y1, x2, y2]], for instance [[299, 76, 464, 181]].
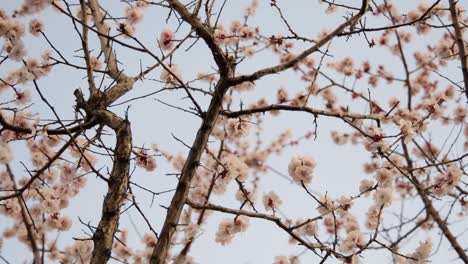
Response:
[[1, 0, 467, 263]]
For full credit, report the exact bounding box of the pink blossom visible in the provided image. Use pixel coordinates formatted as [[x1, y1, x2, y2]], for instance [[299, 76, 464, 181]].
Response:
[[273, 256, 290, 264], [412, 239, 432, 261], [432, 164, 462, 196], [359, 179, 374, 195], [277, 87, 289, 103], [215, 218, 236, 245], [160, 64, 182, 86], [365, 205, 382, 230], [223, 155, 249, 182], [288, 155, 316, 185], [159, 29, 175, 50], [8, 40, 27, 61], [90, 56, 102, 71], [235, 188, 256, 205], [136, 149, 157, 172], [373, 187, 393, 207], [339, 230, 365, 254], [399, 119, 416, 143], [118, 22, 135, 36], [126, 7, 143, 25], [15, 90, 32, 105], [0, 142, 13, 164], [226, 118, 250, 138], [143, 233, 158, 247], [28, 18, 43, 36], [263, 191, 282, 212], [233, 215, 250, 233], [295, 219, 318, 236]]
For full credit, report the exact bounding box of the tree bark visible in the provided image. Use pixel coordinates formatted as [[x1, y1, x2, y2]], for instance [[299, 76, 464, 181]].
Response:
[[150, 80, 230, 264], [90, 111, 132, 264]]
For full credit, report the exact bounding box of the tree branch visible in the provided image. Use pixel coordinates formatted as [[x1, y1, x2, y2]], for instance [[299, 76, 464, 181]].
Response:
[[230, 0, 369, 85], [449, 0, 468, 100], [90, 110, 132, 264]]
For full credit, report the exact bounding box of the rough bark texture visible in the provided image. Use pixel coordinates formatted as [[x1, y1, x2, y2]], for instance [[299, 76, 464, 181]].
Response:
[[87, 0, 125, 81], [79, 1, 137, 262], [90, 112, 132, 264]]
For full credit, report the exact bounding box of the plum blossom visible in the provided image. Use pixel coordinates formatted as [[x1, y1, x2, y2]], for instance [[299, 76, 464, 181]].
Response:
[[423, 96, 445, 120], [0, 142, 13, 164], [373, 187, 393, 207], [287, 156, 316, 185], [432, 164, 462, 196], [235, 188, 256, 205], [399, 119, 416, 143], [17, 0, 52, 15], [263, 191, 282, 212], [223, 155, 249, 182], [233, 215, 250, 233], [375, 167, 393, 188], [231, 81, 255, 92], [159, 29, 175, 50], [143, 233, 158, 247], [226, 118, 250, 138], [135, 149, 157, 172], [365, 205, 382, 230], [317, 196, 335, 215], [46, 212, 72, 231], [118, 22, 135, 36], [113, 229, 132, 259], [245, 0, 259, 16], [215, 217, 249, 245], [28, 18, 43, 36], [16, 90, 32, 105], [6, 40, 27, 61], [295, 219, 318, 237], [410, 239, 432, 262], [277, 87, 289, 103], [364, 126, 386, 152], [359, 179, 374, 195], [60, 240, 93, 263], [125, 7, 143, 25], [339, 230, 366, 254], [273, 256, 298, 264], [90, 56, 102, 71], [330, 57, 355, 76], [160, 64, 182, 87]]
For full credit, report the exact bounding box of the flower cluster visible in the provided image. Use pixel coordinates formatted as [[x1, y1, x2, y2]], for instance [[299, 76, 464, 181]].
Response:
[[363, 126, 386, 152], [287, 156, 316, 185], [432, 164, 462, 196], [215, 216, 250, 245], [160, 64, 182, 87], [272, 255, 300, 264], [135, 149, 157, 172], [226, 118, 251, 138], [159, 29, 175, 50]]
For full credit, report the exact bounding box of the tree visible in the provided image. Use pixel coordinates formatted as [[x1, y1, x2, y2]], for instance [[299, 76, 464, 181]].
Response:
[[0, 0, 467, 263]]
